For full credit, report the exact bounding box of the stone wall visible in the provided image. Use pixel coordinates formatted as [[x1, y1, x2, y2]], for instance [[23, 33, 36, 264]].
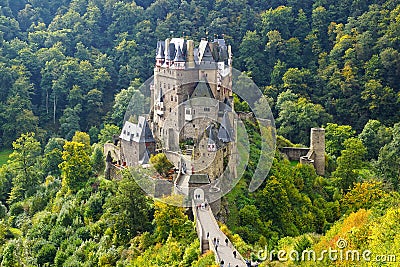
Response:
[[279, 147, 310, 161]]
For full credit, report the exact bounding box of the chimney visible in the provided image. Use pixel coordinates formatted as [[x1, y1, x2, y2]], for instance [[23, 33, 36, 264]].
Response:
[[186, 40, 195, 68]]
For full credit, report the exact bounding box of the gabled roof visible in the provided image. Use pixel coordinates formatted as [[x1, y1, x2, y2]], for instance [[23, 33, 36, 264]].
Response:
[[120, 116, 155, 143], [198, 40, 215, 63], [138, 116, 155, 143], [191, 80, 214, 99]]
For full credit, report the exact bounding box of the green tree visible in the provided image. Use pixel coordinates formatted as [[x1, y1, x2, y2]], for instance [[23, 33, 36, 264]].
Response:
[[42, 137, 66, 177], [98, 124, 120, 145], [325, 123, 355, 158], [333, 138, 366, 192], [91, 145, 105, 176], [375, 123, 400, 190], [102, 170, 152, 245], [276, 90, 332, 145], [359, 120, 392, 160], [1, 241, 18, 267], [71, 131, 91, 152], [59, 105, 81, 140], [111, 79, 145, 127], [153, 198, 195, 243], [59, 141, 91, 192], [84, 88, 103, 130], [8, 132, 42, 204], [150, 153, 174, 177]]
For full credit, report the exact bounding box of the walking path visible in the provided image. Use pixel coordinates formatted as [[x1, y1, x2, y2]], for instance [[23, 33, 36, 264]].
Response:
[[194, 200, 246, 267], [175, 154, 247, 266]]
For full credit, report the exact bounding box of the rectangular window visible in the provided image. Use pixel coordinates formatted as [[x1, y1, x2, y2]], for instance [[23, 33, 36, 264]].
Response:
[[204, 107, 210, 112]]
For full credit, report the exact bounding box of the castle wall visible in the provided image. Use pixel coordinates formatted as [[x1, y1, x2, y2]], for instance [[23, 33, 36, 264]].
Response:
[[104, 143, 121, 163], [120, 140, 140, 166], [279, 147, 310, 161]]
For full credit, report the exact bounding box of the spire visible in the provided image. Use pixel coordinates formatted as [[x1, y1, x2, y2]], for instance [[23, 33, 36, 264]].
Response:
[[174, 45, 185, 62], [138, 117, 155, 143], [156, 41, 165, 59], [218, 111, 233, 143], [156, 41, 165, 67]]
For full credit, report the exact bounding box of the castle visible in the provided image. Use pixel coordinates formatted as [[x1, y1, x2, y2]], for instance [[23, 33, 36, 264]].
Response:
[[106, 37, 237, 200]]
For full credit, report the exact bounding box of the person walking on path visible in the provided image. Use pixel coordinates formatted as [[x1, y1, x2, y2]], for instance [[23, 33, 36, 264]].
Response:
[[233, 250, 237, 259], [225, 238, 228, 246]]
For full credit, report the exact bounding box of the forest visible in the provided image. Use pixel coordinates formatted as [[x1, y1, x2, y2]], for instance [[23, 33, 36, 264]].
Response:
[[0, 0, 399, 266]]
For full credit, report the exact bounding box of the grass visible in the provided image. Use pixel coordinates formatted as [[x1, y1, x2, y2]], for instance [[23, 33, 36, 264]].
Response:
[[290, 160, 299, 166], [0, 149, 12, 166]]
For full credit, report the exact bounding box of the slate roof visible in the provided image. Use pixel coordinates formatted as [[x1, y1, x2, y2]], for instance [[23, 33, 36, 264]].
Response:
[[156, 41, 165, 59], [120, 116, 155, 143], [191, 80, 214, 99], [188, 174, 210, 184], [139, 149, 150, 164], [166, 43, 175, 61], [208, 125, 216, 145], [174, 45, 185, 62], [218, 111, 233, 143]]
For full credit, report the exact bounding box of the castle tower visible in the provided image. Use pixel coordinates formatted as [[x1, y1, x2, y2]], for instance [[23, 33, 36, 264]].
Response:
[[310, 128, 325, 176], [156, 41, 165, 67]]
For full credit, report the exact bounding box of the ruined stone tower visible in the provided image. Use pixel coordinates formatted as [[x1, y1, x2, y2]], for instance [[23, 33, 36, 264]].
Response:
[[300, 128, 325, 175]]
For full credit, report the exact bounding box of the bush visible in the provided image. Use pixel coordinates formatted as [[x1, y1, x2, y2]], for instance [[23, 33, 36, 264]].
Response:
[[9, 202, 24, 216], [37, 243, 57, 265]]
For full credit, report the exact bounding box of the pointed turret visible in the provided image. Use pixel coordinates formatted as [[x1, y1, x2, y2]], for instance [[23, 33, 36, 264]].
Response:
[[174, 45, 185, 69], [174, 45, 185, 62], [218, 111, 233, 143], [156, 41, 165, 67]]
